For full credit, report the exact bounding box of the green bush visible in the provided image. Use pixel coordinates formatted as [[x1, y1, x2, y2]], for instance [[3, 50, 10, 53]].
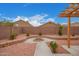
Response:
[[26, 33, 30, 36], [10, 32, 16, 40], [58, 30, 62, 36], [50, 41, 58, 53], [58, 26, 63, 36], [38, 32, 42, 36]]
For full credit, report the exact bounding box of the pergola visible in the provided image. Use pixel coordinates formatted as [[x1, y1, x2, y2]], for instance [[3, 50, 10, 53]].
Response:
[[59, 3, 79, 48]]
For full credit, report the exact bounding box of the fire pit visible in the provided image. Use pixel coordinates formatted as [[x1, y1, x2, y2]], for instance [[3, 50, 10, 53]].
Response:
[[33, 37, 44, 42]]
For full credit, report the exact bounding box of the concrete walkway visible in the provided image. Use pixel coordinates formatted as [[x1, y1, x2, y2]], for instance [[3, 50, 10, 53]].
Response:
[[62, 45, 79, 56], [34, 42, 53, 56]]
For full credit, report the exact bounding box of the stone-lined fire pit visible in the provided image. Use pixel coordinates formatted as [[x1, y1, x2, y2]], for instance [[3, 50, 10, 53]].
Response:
[[25, 37, 55, 43]]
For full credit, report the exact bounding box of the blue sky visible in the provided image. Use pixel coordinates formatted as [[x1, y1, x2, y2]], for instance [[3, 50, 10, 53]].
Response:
[[0, 3, 79, 26]]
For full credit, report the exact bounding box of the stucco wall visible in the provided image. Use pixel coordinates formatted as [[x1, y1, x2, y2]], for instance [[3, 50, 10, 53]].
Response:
[[0, 26, 79, 39], [0, 26, 22, 39]]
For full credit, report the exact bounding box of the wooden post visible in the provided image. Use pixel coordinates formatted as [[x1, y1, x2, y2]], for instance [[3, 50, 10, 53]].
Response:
[[67, 16, 71, 48]]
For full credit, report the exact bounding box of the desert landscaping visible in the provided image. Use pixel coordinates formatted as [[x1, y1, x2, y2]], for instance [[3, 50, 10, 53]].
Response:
[[0, 3, 79, 56]]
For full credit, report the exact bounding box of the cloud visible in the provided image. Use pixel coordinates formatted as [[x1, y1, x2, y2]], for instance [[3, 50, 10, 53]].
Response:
[[39, 18, 55, 24], [46, 18, 55, 22], [61, 23, 67, 25], [14, 14, 55, 27], [29, 14, 48, 21], [14, 16, 29, 22], [0, 16, 14, 22], [28, 20, 42, 27], [0, 14, 56, 27], [28, 14, 48, 27], [0, 13, 14, 22]]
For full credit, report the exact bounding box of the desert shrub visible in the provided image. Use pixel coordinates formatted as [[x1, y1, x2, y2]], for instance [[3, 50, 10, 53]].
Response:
[[38, 32, 42, 36], [10, 32, 16, 40], [50, 41, 58, 53], [58, 26, 64, 36], [26, 33, 30, 36]]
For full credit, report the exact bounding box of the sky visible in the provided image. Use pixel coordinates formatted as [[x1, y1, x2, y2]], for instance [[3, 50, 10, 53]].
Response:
[[0, 3, 79, 27]]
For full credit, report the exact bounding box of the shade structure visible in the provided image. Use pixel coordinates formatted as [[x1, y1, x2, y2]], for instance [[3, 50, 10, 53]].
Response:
[[60, 3, 79, 17], [59, 3, 79, 48]]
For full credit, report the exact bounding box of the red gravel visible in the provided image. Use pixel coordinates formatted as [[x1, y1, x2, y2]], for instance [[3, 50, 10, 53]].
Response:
[[0, 43, 36, 56]]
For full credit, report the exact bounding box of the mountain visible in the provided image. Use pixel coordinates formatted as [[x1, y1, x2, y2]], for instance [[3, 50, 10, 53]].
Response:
[[62, 22, 79, 27], [71, 22, 79, 26], [39, 21, 60, 28], [14, 20, 33, 27]]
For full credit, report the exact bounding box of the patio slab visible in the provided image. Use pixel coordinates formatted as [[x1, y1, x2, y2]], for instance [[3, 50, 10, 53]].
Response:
[[54, 54, 71, 56], [62, 45, 79, 56]]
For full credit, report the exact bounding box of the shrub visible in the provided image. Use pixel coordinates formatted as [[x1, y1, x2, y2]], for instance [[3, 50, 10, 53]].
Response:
[[26, 33, 30, 36], [10, 32, 16, 40], [72, 34, 75, 36], [50, 41, 58, 53], [58, 30, 62, 36], [58, 26, 63, 36], [38, 32, 42, 36]]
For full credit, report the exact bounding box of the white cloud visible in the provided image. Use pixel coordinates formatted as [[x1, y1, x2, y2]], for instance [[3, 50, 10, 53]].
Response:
[[46, 18, 55, 22], [0, 14, 56, 27], [28, 14, 48, 27], [14, 14, 55, 27], [14, 16, 29, 22], [40, 17, 56, 24], [28, 20, 42, 27], [61, 23, 67, 25], [0, 16, 14, 22], [61, 22, 78, 26], [29, 14, 48, 21]]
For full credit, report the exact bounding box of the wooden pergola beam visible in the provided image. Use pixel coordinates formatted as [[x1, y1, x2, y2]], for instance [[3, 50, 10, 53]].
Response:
[[59, 8, 79, 17]]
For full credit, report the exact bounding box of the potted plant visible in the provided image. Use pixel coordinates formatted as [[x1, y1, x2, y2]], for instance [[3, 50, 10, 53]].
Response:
[[10, 32, 16, 40], [50, 41, 58, 53]]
